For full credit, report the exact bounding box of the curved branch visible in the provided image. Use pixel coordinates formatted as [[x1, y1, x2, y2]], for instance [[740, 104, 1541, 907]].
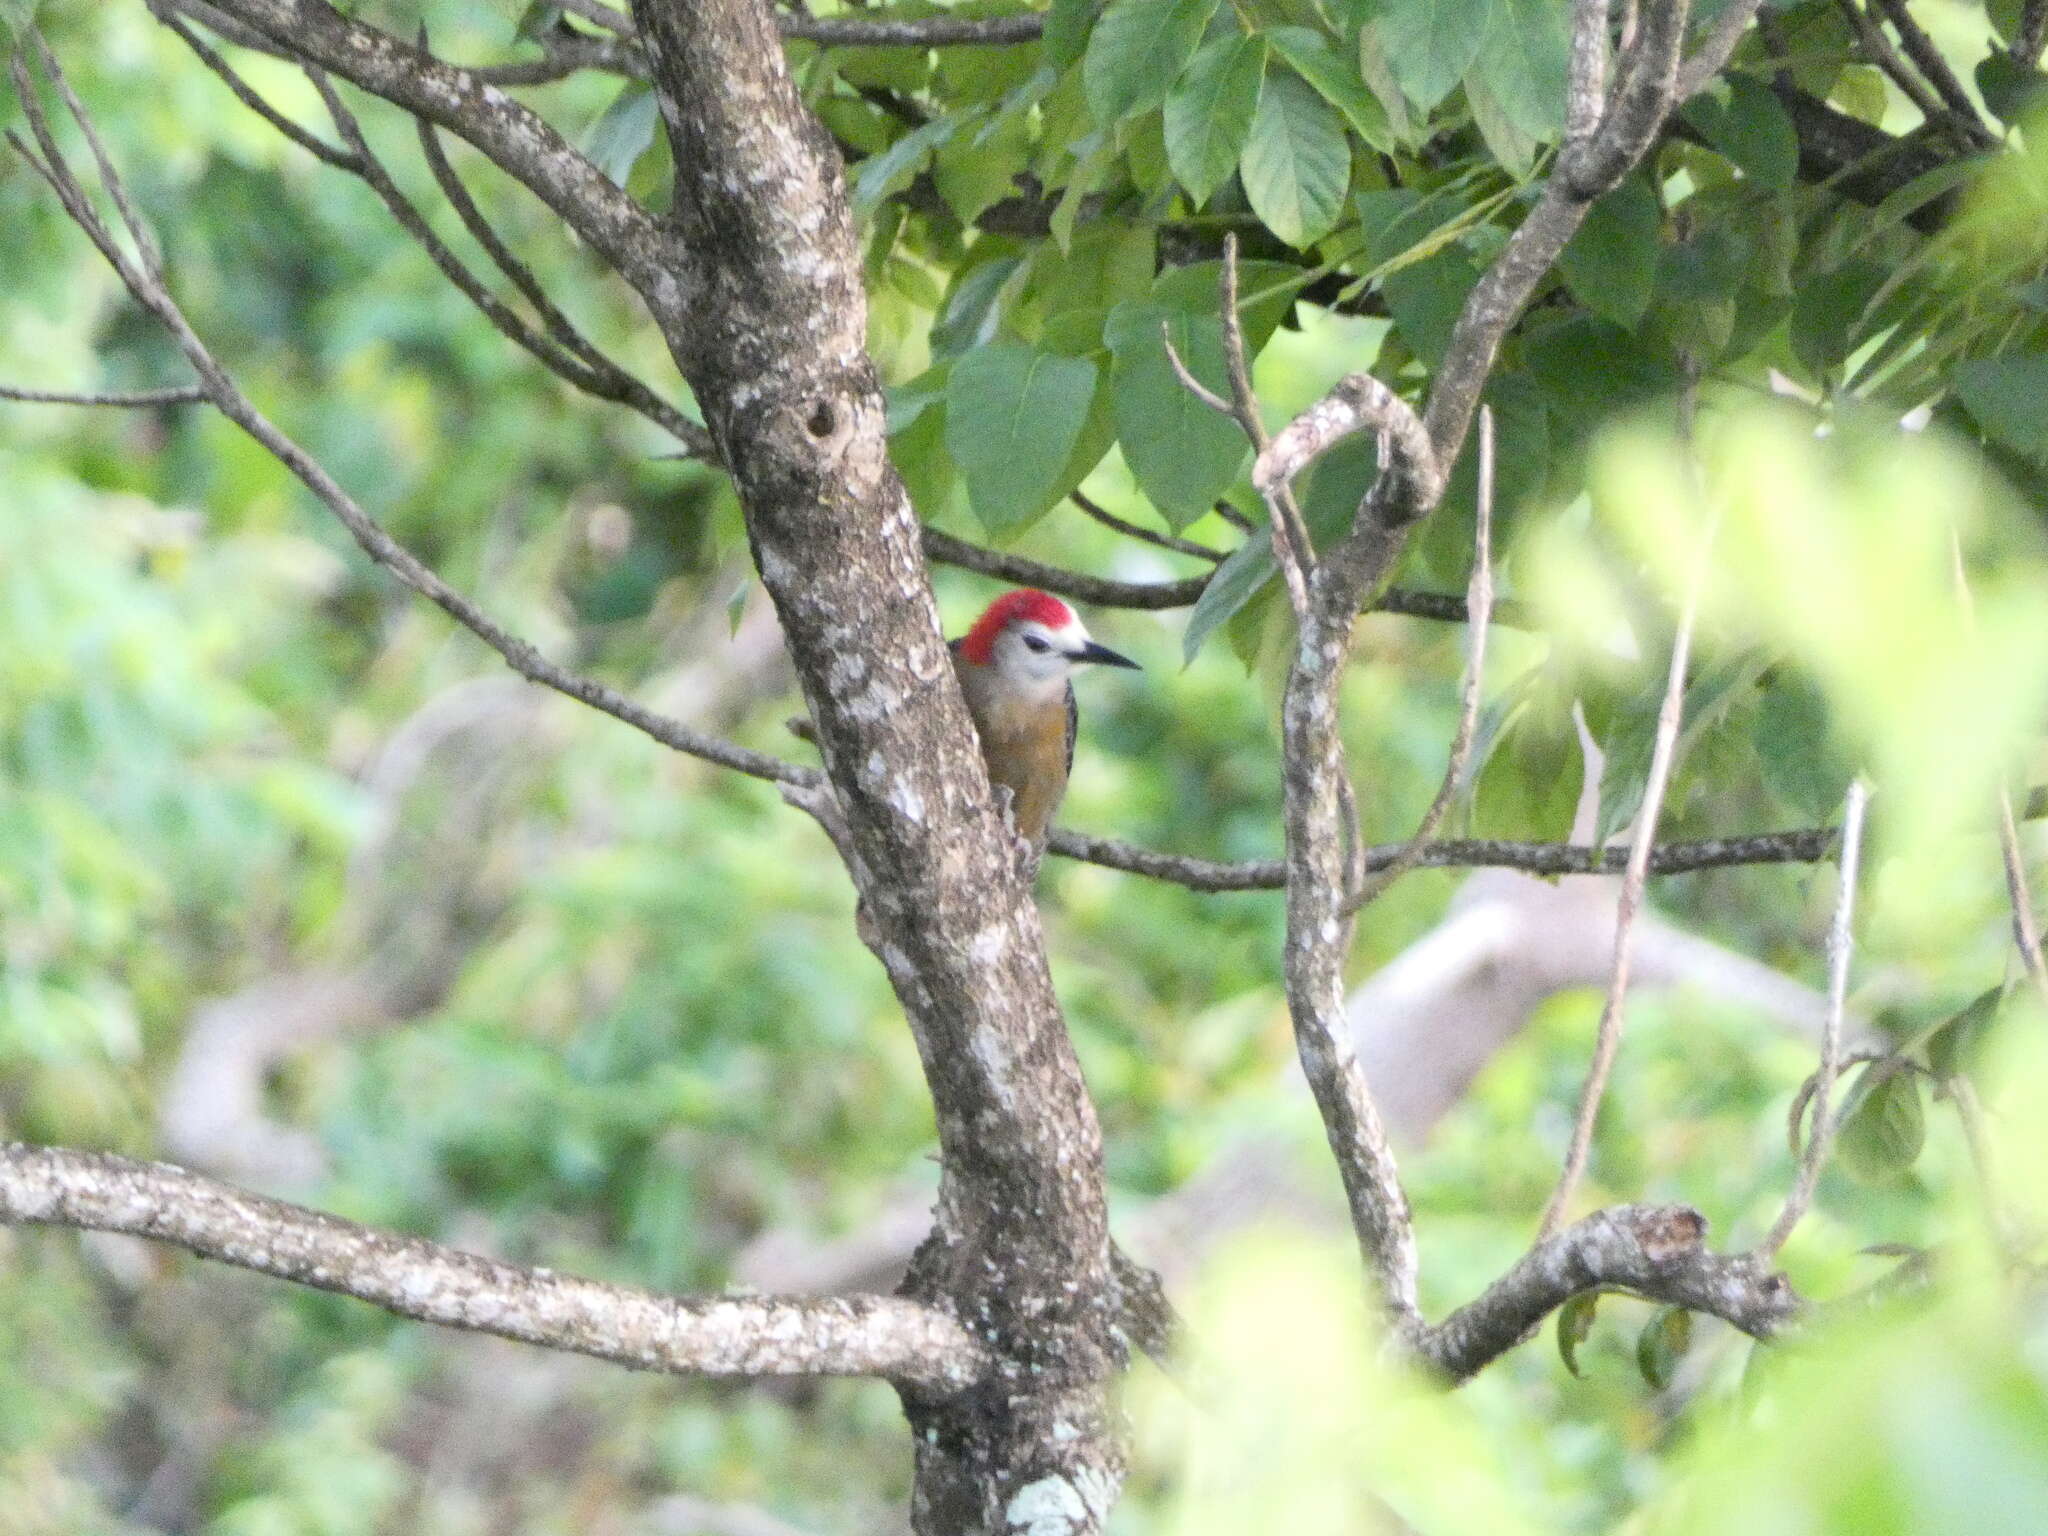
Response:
[[0, 1144, 986, 1390], [1421, 1204, 1801, 1384], [183, 1, 673, 295]]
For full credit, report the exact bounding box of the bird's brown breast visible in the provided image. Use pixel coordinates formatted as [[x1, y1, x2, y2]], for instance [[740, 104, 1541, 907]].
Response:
[[953, 658, 1072, 848]]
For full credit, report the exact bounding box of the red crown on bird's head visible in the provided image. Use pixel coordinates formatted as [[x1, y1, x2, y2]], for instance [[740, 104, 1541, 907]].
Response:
[[957, 589, 1076, 665]]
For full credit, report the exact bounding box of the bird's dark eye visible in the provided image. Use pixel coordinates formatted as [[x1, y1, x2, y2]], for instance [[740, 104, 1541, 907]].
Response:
[[1021, 634, 1051, 653]]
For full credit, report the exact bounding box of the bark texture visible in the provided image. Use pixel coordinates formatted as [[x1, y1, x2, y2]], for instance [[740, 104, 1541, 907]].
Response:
[[627, 4, 1123, 1528]]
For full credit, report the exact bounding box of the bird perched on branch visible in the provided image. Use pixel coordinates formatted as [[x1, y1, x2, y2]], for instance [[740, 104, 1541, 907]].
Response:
[[951, 588, 1138, 857]]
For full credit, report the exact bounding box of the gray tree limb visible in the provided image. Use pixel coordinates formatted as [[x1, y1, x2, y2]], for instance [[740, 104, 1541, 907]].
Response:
[[0, 1144, 987, 1390], [624, 1, 1124, 1527], [1423, 1205, 1800, 1383]]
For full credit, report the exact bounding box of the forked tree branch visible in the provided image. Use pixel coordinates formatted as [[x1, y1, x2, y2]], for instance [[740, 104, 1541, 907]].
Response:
[[1540, 507, 1714, 1238], [0, 1144, 986, 1390], [170, 0, 674, 293], [5, 50, 796, 789], [1424, 1205, 1800, 1383], [1868, 0, 1995, 143], [1176, 0, 1776, 1368], [155, 9, 710, 454]]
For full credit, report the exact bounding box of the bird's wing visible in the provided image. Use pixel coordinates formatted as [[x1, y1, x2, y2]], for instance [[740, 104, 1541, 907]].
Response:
[[1064, 681, 1077, 781]]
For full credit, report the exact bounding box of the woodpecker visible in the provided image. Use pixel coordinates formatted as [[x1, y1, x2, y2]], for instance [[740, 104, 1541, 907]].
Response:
[[951, 588, 1138, 854]]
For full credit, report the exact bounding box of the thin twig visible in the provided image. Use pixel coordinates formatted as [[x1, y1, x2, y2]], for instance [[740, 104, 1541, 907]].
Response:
[[154, 5, 360, 167], [782, 13, 1045, 46], [1347, 406, 1497, 912], [25, 35, 164, 280], [1069, 490, 1221, 562], [1047, 823, 1846, 892], [1760, 778, 1870, 1256], [922, 527, 1528, 625], [0, 381, 206, 406], [412, 115, 703, 445], [303, 71, 707, 455], [1941, 1070, 2026, 1259], [1832, 0, 1956, 135], [1220, 237, 1317, 619], [6, 47, 797, 791], [1996, 786, 2048, 1006], [1539, 507, 1716, 1239], [1157, 325, 1232, 417], [1869, 0, 1995, 142], [415, 115, 613, 374], [923, 528, 1212, 609], [1949, 531, 2048, 1004]]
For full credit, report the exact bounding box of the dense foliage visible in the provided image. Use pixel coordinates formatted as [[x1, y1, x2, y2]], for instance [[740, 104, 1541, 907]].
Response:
[[3, 0, 2046, 1531]]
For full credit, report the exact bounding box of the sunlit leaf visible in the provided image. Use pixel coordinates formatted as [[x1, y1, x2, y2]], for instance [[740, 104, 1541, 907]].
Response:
[[1239, 69, 1351, 248], [1084, 0, 1220, 125], [1165, 34, 1267, 207], [943, 343, 1100, 536]]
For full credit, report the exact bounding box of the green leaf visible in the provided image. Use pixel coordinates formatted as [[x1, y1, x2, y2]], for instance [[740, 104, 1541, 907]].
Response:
[[1045, 0, 1101, 69], [1165, 35, 1268, 207], [1597, 649, 1767, 843], [931, 256, 1024, 360], [1830, 63, 1890, 125], [1755, 669, 1853, 818], [1925, 986, 2004, 1078], [853, 114, 970, 217], [586, 84, 662, 187], [1355, 19, 1414, 144], [943, 344, 1101, 537], [1378, 0, 1489, 112], [1263, 26, 1395, 154], [1558, 1292, 1599, 1378], [889, 385, 960, 522], [1183, 529, 1276, 663], [1682, 73, 1798, 190], [1790, 261, 1889, 380], [1466, 69, 1538, 181], [1526, 317, 1682, 436], [1106, 303, 1249, 528], [1475, 0, 1571, 141], [1977, 54, 2048, 125], [934, 110, 1031, 224], [1559, 175, 1661, 327], [1382, 250, 1479, 367], [1957, 354, 2048, 466], [513, 3, 565, 42], [1240, 70, 1351, 248], [1151, 259, 1303, 353], [1837, 1064, 1927, 1185], [1084, 0, 1221, 126], [1636, 1307, 1693, 1391]]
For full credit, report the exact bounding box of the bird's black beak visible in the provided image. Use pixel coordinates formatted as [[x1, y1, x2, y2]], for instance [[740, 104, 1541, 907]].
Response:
[[1071, 640, 1140, 670]]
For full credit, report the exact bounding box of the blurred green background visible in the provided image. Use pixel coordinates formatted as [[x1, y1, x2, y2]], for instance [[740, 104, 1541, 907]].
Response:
[[4, 1, 2048, 1533]]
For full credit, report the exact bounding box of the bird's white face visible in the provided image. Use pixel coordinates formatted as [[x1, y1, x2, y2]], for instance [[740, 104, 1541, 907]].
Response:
[[992, 615, 1092, 699]]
